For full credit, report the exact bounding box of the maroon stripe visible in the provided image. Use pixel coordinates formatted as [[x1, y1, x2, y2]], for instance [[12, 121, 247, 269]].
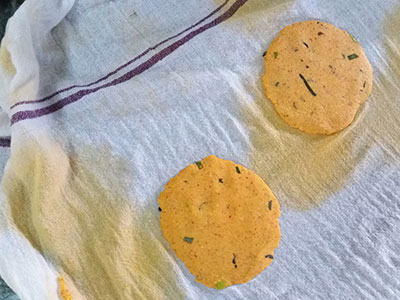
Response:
[[10, 0, 230, 109], [11, 0, 248, 125], [0, 137, 11, 147]]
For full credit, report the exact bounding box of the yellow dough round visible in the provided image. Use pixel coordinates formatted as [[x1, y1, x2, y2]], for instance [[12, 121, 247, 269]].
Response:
[[158, 155, 281, 288], [262, 20, 373, 135]]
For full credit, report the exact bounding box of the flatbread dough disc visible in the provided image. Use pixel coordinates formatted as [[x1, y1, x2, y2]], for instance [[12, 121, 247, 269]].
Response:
[[262, 20, 373, 135], [158, 155, 281, 289]]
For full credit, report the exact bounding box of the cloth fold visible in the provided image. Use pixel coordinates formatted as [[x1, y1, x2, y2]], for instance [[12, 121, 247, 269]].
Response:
[[0, 0, 399, 299]]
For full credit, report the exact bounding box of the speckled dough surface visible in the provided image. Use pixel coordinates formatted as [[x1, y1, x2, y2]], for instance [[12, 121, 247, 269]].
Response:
[[58, 277, 72, 300], [158, 155, 281, 289], [262, 20, 373, 135]]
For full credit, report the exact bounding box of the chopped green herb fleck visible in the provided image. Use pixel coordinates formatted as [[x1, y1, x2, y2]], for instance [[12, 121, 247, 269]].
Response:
[[262, 51, 267, 57], [232, 254, 237, 268], [347, 53, 359, 60], [299, 73, 317, 96], [349, 34, 357, 43], [183, 237, 194, 244], [158, 207, 162, 212], [273, 52, 278, 59], [199, 201, 207, 210], [275, 82, 279, 87], [195, 161, 203, 169], [268, 200, 272, 210], [216, 280, 226, 290], [265, 254, 274, 259], [219, 178, 224, 183], [235, 166, 241, 174]]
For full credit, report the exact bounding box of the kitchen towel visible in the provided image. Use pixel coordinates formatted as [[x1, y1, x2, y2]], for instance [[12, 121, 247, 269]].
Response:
[[0, 0, 399, 299]]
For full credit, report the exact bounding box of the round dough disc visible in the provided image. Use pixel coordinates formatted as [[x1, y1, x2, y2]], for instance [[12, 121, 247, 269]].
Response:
[[262, 20, 373, 135], [159, 155, 281, 289]]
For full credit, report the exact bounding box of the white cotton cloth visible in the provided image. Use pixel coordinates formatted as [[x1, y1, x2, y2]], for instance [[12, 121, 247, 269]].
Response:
[[0, 0, 399, 299]]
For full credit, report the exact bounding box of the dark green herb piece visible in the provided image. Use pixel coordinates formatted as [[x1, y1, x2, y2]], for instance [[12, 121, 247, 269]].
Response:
[[262, 51, 267, 57], [158, 207, 162, 212], [265, 254, 274, 259], [302, 41, 309, 48], [199, 201, 207, 210], [219, 178, 224, 183], [299, 73, 317, 96], [347, 53, 359, 60], [232, 254, 237, 268], [349, 34, 357, 42], [216, 280, 226, 290], [195, 161, 203, 169], [268, 200, 272, 210], [235, 166, 241, 174], [275, 82, 279, 87], [273, 52, 278, 59], [183, 237, 194, 244]]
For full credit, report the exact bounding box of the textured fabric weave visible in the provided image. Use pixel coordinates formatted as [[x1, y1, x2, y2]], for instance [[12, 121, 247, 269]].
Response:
[[0, 0, 399, 299]]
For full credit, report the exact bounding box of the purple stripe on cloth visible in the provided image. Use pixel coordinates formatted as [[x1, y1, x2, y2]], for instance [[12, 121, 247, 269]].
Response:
[[11, 0, 248, 125], [10, 0, 230, 109], [0, 137, 11, 147]]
